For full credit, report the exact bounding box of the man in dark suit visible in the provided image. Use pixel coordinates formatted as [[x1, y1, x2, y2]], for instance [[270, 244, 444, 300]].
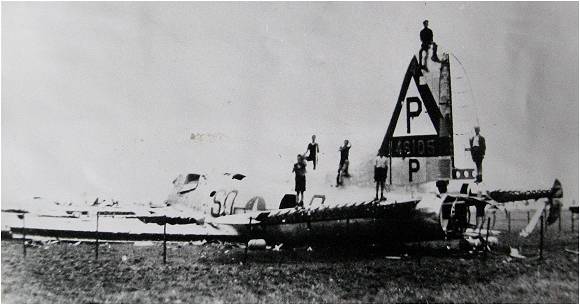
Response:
[[419, 20, 433, 71], [419, 20, 440, 71], [468, 126, 486, 183]]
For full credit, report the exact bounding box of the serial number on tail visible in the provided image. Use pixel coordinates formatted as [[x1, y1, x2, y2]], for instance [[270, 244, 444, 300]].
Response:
[[389, 136, 450, 157]]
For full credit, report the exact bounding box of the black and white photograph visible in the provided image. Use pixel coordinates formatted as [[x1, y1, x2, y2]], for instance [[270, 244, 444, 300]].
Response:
[[1, 1, 578, 303]]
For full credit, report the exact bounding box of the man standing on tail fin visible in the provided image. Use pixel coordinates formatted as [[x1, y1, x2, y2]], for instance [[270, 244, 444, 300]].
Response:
[[304, 135, 319, 170], [419, 20, 440, 72], [374, 151, 388, 201], [293, 154, 307, 207], [468, 126, 486, 183]]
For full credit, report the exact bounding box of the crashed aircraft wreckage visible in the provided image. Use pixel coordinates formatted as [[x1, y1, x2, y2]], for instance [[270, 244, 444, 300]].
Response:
[[2, 36, 563, 249]]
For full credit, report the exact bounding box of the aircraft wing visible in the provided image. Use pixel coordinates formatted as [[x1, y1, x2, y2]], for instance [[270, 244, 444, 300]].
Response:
[[131, 215, 204, 225], [210, 199, 422, 226]]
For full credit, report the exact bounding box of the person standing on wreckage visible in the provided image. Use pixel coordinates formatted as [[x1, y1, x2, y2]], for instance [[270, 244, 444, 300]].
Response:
[[336, 139, 351, 186], [419, 19, 440, 72], [468, 126, 486, 183], [303, 134, 320, 170], [374, 151, 388, 201], [292, 154, 307, 207]]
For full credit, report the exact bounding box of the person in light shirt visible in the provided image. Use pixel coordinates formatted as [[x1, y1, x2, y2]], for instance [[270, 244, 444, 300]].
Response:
[[374, 151, 389, 201], [468, 126, 486, 183]]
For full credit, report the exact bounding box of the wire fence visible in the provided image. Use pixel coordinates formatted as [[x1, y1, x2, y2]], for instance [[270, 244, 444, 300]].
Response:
[[10, 203, 579, 263], [489, 208, 577, 234]]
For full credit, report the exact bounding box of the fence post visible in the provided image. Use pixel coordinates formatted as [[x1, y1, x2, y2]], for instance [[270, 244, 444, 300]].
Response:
[[527, 211, 530, 223], [558, 208, 562, 233], [507, 211, 511, 233], [95, 212, 99, 260], [484, 217, 491, 258], [539, 215, 544, 261], [163, 216, 167, 264], [571, 200, 576, 232], [22, 213, 26, 258], [544, 208, 549, 237], [244, 217, 253, 263]]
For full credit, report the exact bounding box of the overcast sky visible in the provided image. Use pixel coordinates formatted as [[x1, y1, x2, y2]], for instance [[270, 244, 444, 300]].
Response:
[[2, 2, 578, 205]]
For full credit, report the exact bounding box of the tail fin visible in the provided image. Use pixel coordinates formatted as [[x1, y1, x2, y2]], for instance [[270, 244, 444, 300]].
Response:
[[380, 55, 456, 185]]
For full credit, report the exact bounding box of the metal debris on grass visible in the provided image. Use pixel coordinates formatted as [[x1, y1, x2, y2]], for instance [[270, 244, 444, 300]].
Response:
[[509, 247, 527, 259], [134, 241, 154, 247], [191, 239, 207, 246]]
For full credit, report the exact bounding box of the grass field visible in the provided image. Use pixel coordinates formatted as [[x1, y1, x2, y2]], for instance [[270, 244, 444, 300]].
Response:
[[1, 213, 578, 303]]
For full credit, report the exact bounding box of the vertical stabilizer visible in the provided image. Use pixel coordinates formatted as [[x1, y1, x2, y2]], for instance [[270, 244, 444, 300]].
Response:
[[380, 50, 475, 185]]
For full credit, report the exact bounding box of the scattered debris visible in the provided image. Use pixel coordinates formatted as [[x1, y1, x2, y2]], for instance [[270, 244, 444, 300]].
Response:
[[247, 239, 267, 250], [121, 255, 128, 262], [564, 248, 579, 255], [307, 246, 313, 252], [222, 242, 235, 249], [25, 241, 41, 248], [42, 240, 60, 249], [190, 239, 207, 246], [466, 236, 482, 247], [385, 256, 402, 260], [509, 247, 526, 259], [134, 241, 154, 247], [73, 241, 82, 246], [273, 243, 283, 252], [502, 257, 513, 264], [487, 236, 499, 245], [168, 242, 186, 248], [520, 207, 545, 238]]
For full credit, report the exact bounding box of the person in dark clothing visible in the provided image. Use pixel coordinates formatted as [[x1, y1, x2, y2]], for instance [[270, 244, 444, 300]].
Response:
[[474, 201, 487, 231], [339, 140, 351, 175], [304, 135, 320, 170], [293, 154, 307, 206], [468, 126, 486, 183], [336, 140, 351, 186], [419, 20, 439, 71], [420, 20, 433, 48], [374, 151, 388, 201]]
